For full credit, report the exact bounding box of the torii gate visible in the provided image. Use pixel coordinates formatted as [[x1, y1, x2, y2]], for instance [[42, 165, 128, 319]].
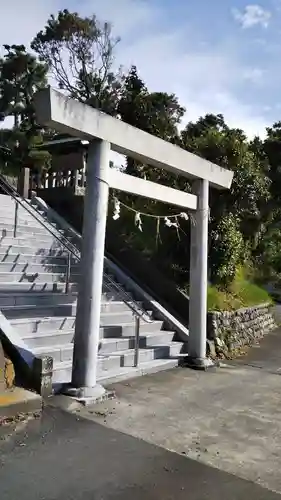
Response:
[[34, 87, 233, 400]]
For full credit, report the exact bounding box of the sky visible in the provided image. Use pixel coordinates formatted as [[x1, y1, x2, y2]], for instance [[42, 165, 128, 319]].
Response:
[[1, 0, 281, 139]]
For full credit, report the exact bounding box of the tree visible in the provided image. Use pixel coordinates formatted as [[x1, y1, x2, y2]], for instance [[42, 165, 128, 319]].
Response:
[[181, 114, 271, 284], [31, 9, 123, 115], [0, 44, 48, 128], [118, 66, 185, 182], [0, 44, 51, 177], [181, 114, 271, 236], [260, 122, 281, 209]]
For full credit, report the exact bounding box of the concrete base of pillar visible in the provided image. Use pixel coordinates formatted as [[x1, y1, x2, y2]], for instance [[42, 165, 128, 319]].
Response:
[[181, 356, 216, 371], [62, 384, 115, 406]]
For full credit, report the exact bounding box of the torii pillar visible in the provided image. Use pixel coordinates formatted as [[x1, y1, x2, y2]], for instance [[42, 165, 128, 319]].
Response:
[[188, 179, 210, 368], [71, 140, 110, 399]]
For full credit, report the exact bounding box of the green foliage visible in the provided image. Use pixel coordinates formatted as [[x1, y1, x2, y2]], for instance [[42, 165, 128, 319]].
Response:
[[254, 225, 281, 282], [0, 44, 48, 127], [0, 127, 51, 175], [207, 268, 272, 311], [0, 44, 50, 175], [181, 115, 271, 230], [1, 7, 281, 303], [181, 114, 271, 284], [118, 66, 185, 184], [210, 213, 245, 286], [31, 9, 122, 114]]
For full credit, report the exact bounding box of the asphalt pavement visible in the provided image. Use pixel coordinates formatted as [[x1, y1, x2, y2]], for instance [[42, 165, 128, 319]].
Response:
[[0, 406, 280, 500]]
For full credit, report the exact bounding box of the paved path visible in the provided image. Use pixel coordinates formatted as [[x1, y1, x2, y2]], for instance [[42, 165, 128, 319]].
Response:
[[0, 406, 280, 500], [230, 327, 281, 373], [61, 328, 281, 495], [2, 327, 281, 498]]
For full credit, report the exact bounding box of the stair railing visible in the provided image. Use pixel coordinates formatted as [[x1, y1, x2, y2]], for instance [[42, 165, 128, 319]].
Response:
[[0, 172, 154, 367]]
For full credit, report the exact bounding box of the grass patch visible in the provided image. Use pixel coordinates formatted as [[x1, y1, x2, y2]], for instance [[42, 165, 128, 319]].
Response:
[[207, 268, 272, 311]]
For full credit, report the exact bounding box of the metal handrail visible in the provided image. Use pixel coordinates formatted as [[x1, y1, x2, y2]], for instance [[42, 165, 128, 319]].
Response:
[[0, 173, 80, 260], [0, 172, 154, 366]]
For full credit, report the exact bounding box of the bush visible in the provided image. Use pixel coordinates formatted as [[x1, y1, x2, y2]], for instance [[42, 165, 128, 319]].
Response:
[[210, 213, 245, 286]]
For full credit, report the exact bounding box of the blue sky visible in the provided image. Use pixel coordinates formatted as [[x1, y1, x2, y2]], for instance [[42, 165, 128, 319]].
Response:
[[1, 0, 281, 137]]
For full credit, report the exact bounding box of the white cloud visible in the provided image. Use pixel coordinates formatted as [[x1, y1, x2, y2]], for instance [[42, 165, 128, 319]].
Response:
[[78, 0, 157, 35], [232, 4, 271, 28], [116, 27, 268, 138], [242, 67, 265, 84]]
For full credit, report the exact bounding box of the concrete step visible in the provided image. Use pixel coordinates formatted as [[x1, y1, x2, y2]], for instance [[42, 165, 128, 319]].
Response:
[[102, 343, 183, 368], [12, 316, 76, 335], [0, 213, 61, 232], [100, 311, 154, 326], [0, 281, 130, 299], [0, 241, 60, 254], [0, 199, 37, 211], [21, 327, 171, 351], [99, 331, 176, 353], [3, 302, 78, 319], [101, 320, 164, 338], [100, 300, 143, 314], [0, 195, 18, 207], [0, 223, 52, 237], [11, 314, 161, 336], [33, 343, 74, 363], [0, 246, 70, 257], [0, 290, 135, 308], [33, 341, 183, 366], [0, 271, 80, 283], [22, 330, 75, 349], [32, 339, 183, 368], [0, 279, 130, 301], [0, 235, 56, 247], [0, 207, 41, 217], [52, 357, 180, 387], [98, 358, 180, 386], [2, 301, 139, 319], [0, 198, 73, 248], [0, 262, 78, 274], [0, 281, 79, 293], [0, 291, 138, 310], [138, 331, 176, 347], [0, 220, 77, 242], [0, 292, 77, 307], [0, 253, 72, 265]]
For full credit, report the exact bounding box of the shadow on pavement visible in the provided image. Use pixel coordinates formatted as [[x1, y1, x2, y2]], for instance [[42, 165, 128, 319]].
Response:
[[0, 406, 280, 500], [229, 327, 281, 374]]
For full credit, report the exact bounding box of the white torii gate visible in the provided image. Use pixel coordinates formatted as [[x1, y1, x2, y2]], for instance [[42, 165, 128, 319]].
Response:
[[34, 87, 233, 400]]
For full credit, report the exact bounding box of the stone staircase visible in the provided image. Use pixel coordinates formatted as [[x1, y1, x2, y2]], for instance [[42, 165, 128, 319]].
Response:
[[0, 193, 185, 390]]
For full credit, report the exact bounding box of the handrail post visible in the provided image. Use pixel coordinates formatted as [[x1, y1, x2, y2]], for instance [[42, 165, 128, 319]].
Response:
[[13, 200, 18, 238], [134, 315, 140, 367], [65, 251, 71, 294]]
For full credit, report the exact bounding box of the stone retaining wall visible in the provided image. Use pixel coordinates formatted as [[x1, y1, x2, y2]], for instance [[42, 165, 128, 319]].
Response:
[[207, 303, 276, 357], [0, 339, 15, 390]]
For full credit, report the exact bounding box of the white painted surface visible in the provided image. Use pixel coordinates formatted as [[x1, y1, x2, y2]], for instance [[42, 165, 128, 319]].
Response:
[[72, 140, 110, 391], [109, 170, 197, 210], [0, 310, 34, 367], [188, 179, 209, 360], [34, 87, 233, 189]]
